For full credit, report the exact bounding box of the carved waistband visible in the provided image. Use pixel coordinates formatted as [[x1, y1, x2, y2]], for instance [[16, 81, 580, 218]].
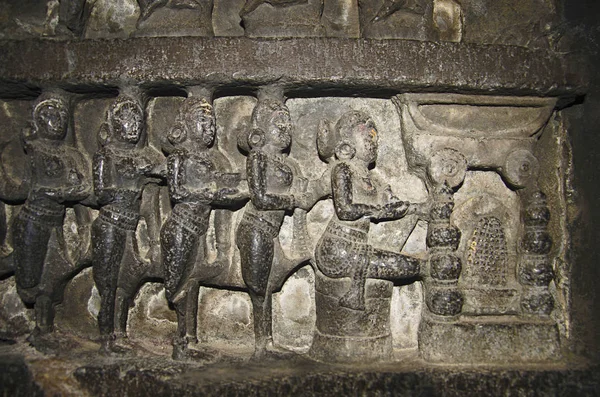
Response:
[[18, 200, 65, 226], [323, 221, 369, 243], [170, 204, 209, 235], [240, 210, 281, 238], [98, 205, 139, 231]]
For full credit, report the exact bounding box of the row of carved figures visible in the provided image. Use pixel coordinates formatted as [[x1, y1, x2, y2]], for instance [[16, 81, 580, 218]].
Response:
[[0, 86, 555, 362], [0, 86, 430, 360], [33, 0, 462, 41]]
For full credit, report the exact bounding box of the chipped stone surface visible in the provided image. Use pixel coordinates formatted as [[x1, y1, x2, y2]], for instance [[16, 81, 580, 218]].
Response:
[[0, 0, 597, 393]]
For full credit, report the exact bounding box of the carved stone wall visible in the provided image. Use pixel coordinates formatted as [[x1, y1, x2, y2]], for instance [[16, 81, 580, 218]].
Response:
[[0, 0, 598, 395]]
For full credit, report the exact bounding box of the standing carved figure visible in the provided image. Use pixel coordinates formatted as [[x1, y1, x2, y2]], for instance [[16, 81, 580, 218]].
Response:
[[13, 89, 91, 347], [315, 110, 423, 311], [236, 89, 317, 359], [92, 89, 164, 354], [160, 90, 247, 361]]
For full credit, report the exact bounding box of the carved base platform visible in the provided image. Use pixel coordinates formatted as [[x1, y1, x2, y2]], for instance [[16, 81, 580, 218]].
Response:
[[308, 270, 393, 363], [2, 346, 598, 397], [419, 314, 561, 363]]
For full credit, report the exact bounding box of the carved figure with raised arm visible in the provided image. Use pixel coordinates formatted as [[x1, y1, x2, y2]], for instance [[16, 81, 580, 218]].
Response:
[[314, 110, 424, 311], [13, 89, 91, 350], [236, 87, 319, 359], [160, 88, 248, 361], [91, 88, 164, 354]]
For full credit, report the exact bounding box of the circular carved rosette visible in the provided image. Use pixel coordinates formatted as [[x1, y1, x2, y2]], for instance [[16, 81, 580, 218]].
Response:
[[430, 254, 462, 281], [504, 149, 539, 189], [428, 148, 467, 189], [518, 256, 554, 287], [426, 224, 461, 250]]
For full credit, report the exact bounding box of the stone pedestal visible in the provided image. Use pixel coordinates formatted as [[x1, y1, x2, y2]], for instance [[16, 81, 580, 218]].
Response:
[[419, 313, 561, 363], [308, 269, 393, 363]]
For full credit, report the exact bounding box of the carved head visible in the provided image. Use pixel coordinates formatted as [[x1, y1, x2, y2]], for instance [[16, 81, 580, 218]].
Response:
[[168, 97, 215, 148], [246, 99, 292, 151], [33, 91, 69, 140], [318, 110, 378, 165], [109, 94, 144, 144]]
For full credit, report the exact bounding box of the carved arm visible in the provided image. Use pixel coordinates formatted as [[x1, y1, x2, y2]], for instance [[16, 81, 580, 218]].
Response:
[[247, 150, 295, 211]]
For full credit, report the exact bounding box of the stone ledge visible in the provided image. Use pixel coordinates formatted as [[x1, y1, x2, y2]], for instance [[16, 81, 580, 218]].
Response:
[[0, 38, 587, 99], [2, 350, 598, 396]]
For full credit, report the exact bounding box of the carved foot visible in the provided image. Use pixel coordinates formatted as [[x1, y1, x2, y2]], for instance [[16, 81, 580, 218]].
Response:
[[251, 341, 296, 362], [172, 342, 221, 363], [99, 335, 134, 356], [27, 327, 60, 354]]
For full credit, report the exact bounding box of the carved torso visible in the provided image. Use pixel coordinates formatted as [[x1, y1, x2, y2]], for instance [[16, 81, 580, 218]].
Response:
[[27, 139, 88, 204], [264, 154, 294, 194], [96, 145, 161, 208]]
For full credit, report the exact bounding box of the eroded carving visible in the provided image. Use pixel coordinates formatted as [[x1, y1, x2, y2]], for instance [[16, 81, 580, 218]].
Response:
[[160, 88, 247, 360], [395, 93, 560, 363], [92, 88, 164, 354], [13, 89, 92, 350], [235, 88, 321, 358], [309, 110, 424, 363]]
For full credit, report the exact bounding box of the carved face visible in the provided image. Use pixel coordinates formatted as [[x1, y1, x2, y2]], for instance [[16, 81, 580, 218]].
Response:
[[265, 106, 292, 150], [351, 119, 378, 165], [187, 104, 215, 147], [35, 99, 68, 140], [112, 100, 143, 144]]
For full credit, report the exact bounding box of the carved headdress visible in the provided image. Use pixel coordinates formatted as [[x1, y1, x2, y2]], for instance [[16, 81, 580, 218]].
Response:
[[99, 86, 147, 146], [167, 94, 215, 147], [238, 87, 289, 152], [317, 110, 373, 162], [31, 88, 72, 141]]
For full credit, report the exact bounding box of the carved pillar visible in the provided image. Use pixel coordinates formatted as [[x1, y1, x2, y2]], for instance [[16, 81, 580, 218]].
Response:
[[425, 185, 463, 318], [394, 93, 561, 363], [519, 191, 555, 315]]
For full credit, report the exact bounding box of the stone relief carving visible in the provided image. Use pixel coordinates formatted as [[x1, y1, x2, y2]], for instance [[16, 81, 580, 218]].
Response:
[[309, 110, 425, 363], [160, 87, 248, 360], [91, 88, 164, 354], [136, 0, 214, 37], [394, 93, 560, 363], [235, 87, 323, 358], [0, 0, 564, 48], [12, 89, 92, 351], [0, 88, 566, 366]]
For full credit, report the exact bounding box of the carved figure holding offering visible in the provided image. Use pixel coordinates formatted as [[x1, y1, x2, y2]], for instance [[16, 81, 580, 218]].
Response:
[[236, 88, 318, 359], [91, 88, 164, 354], [13, 89, 91, 348], [314, 110, 423, 311], [160, 88, 247, 361]]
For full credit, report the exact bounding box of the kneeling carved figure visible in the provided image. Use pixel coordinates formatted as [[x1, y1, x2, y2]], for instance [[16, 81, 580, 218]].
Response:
[[315, 110, 425, 311]]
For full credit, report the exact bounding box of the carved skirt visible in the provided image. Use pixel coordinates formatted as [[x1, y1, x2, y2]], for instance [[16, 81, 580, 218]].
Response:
[[315, 219, 371, 279], [13, 199, 65, 290]]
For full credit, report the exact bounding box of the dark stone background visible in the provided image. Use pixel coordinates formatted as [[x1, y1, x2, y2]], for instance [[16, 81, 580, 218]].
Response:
[[562, 0, 600, 365]]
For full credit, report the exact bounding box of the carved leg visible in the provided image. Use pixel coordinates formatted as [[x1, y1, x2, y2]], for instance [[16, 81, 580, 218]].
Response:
[[13, 212, 51, 290], [185, 281, 200, 345], [339, 248, 369, 311], [160, 215, 199, 304], [213, 209, 233, 268], [35, 294, 55, 334], [92, 217, 126, 353], [237, 222, 275, 358], [114, 287, 132, 339], [367, 249, 421, 280]]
